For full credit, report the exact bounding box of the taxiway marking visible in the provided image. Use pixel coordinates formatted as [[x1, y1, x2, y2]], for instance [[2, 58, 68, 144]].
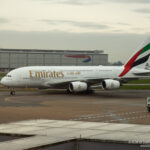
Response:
[[106, 115, 150, 122], [71, 110, 148, 121]]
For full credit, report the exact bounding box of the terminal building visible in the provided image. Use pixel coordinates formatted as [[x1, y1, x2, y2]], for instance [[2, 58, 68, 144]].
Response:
[[0, 49, 108, 70]]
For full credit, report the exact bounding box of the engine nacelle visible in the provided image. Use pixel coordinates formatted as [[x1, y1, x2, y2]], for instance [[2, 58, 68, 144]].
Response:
[[69, 81, 88, 92], [102, 79, 120, 90]]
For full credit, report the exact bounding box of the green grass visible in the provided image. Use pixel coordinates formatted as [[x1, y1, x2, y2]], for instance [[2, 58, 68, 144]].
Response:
[[128, 79, 150, 84], [120, 85, 150, 90], [0, 73, 6, 78], [120, 78, 150, 89]]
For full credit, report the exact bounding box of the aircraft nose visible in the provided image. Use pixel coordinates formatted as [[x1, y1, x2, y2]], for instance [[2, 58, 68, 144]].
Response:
[[1, 77, 6, 86]]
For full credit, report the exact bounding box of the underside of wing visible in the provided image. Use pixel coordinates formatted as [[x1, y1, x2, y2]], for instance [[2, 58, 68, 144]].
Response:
[[43, 78, 104, 89]]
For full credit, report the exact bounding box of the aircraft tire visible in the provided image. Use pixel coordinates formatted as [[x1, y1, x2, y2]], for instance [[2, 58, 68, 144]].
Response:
[[10, 91, 15, 95], [67, 89, 72, 94]]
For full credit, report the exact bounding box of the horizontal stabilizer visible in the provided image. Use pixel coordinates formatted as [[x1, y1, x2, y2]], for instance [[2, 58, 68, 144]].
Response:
[[133, 69, 150, 76]]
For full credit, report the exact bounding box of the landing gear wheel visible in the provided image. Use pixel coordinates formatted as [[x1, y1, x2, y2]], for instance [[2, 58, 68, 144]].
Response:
[[67, 89, 71, 94], [10, 90, 15, 95]]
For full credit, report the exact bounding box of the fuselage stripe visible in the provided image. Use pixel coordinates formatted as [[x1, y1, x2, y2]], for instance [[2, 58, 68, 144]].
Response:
[[131, 54, 150, 68], [119, 42, 150, 77], [119, 48, 143, 77]]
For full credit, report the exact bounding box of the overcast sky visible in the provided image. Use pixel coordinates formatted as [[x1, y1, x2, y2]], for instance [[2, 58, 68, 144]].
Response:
[[0, 0, 150, 63]]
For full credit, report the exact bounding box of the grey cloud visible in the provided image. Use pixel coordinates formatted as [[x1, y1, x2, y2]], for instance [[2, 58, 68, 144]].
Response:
[[34, 0, 150, 5], [135, 9, 150, 14], [33, 0, 102, 5], [117, 23, 130, 26], [58, 0, 102, 5], [0, 30, 148, 62], [41, 19, 110, 30], [109, 0, 150, 3], [0, 18, 9, 24]]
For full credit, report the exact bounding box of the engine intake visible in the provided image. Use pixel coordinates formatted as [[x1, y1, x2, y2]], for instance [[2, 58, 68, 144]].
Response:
[[69, 81, 88, 92], [102, 79, 120, 90]]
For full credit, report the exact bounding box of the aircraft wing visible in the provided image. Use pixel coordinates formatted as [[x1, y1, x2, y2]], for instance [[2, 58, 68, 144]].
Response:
[[43, 78, 105, 89]]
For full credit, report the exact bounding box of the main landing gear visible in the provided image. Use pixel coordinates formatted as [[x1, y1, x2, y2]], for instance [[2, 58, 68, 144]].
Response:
[[66, 88, 94, 94], [86, 89, 94, 94]]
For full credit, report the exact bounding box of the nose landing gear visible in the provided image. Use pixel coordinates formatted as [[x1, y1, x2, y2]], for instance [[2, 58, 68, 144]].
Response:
[[10, 89, 15, 95]]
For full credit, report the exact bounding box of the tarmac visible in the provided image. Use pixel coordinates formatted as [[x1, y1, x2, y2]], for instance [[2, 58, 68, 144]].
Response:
[[0, 119, 149, 150], [0, 89, 150, 124], [0, 89, 150, 149]]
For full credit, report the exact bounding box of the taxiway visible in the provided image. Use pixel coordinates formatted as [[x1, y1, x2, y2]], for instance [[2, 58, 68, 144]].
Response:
[[0, 89, 150, 124]]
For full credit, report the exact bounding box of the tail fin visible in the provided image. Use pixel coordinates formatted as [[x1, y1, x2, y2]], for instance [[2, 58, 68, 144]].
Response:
[[119, 36, 150, 77]]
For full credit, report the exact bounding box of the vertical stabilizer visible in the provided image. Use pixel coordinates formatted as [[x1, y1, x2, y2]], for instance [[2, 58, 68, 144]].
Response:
[[119, 37, 150, 77]]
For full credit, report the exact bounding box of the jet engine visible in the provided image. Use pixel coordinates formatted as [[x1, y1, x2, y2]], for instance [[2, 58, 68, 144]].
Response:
[[69, 81, 88, 92], [102, 79, 120, 90]]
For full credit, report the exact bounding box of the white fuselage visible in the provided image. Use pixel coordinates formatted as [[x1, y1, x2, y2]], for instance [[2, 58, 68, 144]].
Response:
[[1, 36, 150, 93], [1, 66, 124, 88]]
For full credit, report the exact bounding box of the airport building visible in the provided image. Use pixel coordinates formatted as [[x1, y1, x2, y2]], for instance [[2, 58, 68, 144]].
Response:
[[0, 49, 108, 70]]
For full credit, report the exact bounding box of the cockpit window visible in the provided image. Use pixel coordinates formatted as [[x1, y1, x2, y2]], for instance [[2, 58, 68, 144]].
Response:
[[6, 75, 12, 77]]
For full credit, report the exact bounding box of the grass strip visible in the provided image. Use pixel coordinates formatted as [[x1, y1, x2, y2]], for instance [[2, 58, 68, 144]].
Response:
[[120, 85, 150, 90]]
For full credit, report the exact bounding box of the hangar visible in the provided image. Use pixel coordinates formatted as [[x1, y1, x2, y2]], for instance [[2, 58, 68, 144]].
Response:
[[0, 49, 108, 71]]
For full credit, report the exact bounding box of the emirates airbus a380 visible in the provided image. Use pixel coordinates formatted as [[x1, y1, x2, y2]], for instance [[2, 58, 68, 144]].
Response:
[[1, 37, 150, 95]]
